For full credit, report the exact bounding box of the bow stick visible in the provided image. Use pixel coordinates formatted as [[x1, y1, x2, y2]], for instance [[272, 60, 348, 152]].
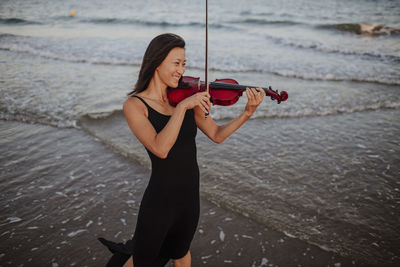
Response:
[[205, 0, 209, 119]]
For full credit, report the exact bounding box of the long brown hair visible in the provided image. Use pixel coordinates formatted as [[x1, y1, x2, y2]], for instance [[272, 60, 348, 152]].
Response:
[[128, 33, 185, 96]]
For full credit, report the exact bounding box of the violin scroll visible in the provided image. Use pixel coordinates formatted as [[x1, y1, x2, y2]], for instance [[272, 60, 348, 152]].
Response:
[[267, 86, 288, 104]]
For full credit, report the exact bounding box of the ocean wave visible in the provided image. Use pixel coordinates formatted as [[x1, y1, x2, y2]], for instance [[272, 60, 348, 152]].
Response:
[[0, 34, 140, 66], [239, 11, 274, 16], [230, 18, 301, 26], [0, 112, 78, 129], [269, 70, 400, 86], [79, 17, 199, 27], [261, 33, 400, 64], [78, 110, 124, 125], [83, 110, 123, 120], [1, 109, 121, 130], [0, 45, 138, 66], [289, 42, 400, 64], [75, 17, 229, 30], [262, 101, 400, 119], [0, 46, 138, 66], [212, 101, 400, 120], [79, 101, 400, 124], [0, 18, 41, 25], [318, 23, 400, 36]]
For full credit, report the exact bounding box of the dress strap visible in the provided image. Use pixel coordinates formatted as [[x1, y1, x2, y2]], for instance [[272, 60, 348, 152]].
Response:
[[131, 95, 150, 110], [131, 95, 171, 117]]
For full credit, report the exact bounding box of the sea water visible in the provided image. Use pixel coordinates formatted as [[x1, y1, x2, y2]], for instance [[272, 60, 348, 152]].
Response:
[[1, 0, 399, 265]]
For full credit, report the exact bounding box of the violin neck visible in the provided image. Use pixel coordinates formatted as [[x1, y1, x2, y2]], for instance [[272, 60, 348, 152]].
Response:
[[210, 82, 269, 92]]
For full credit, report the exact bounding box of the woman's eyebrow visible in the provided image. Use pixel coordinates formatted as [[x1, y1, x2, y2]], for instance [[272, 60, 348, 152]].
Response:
[[174, 58, 186, 62]]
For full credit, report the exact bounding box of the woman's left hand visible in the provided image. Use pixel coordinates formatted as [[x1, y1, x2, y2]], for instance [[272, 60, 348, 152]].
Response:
[[244, 87, 264, 117]]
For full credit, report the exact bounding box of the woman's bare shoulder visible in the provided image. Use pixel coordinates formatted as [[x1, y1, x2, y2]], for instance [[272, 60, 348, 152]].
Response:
[[123, 96, 148, 118]]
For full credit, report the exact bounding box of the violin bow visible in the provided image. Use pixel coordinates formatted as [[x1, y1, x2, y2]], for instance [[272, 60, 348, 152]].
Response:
[[205, 0, 209, 119]]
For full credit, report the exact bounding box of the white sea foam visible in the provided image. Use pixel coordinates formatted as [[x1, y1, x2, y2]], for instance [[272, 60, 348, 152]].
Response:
[[7, 217, 22, 223], [67, 229, 87, 237], [283, 231, 296, 238], [261, 258, 268, 265], [219, 230, 225, 242], [201, 255, 212, 260], [114, 231, 122, 238]]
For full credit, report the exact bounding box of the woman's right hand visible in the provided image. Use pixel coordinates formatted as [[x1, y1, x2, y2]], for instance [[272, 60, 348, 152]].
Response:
[[177, 91, 211, 114]]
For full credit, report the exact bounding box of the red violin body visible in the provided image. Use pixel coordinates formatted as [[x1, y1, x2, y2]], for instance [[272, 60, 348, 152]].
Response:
[[167, 76, 288, 107]]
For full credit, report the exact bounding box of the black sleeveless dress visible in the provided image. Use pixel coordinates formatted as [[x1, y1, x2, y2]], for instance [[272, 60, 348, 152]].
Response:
[[99, 96, 200, 267]]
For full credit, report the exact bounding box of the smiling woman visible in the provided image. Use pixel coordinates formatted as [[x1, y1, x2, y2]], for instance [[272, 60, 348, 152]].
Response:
[[98, 33, 264, 267]]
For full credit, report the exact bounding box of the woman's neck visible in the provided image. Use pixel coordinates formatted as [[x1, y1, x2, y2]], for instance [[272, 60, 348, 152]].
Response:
[[143, 76, 169, 103]]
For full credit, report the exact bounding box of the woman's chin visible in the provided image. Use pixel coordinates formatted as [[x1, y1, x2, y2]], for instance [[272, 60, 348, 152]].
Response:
[[169, 81, 179, 88]]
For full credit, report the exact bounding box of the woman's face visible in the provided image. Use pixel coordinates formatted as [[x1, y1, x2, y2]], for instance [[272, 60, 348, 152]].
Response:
[[156, 47, 186, 88]]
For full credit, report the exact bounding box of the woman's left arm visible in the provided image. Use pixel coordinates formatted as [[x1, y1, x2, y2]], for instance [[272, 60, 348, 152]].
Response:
[[195, 88, 264, 144]]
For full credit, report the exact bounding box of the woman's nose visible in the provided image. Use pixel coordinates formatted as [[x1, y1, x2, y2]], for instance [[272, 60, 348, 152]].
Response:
[[177, 65, 185, 75]]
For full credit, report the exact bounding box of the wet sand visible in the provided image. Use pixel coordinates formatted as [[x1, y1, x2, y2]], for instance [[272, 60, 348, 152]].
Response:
[[0, 120, 380, 267], [187, 199, 372, 267]]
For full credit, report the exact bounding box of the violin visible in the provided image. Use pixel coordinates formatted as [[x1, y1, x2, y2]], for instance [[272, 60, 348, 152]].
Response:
[[167, 76, 288, 107]]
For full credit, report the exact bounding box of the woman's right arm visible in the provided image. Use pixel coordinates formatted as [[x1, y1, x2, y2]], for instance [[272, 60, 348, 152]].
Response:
[[123, 92, 210, 159]]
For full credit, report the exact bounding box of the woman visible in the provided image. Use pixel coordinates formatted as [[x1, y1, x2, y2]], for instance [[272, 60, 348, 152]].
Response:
[[99, 33, 264, 267]]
